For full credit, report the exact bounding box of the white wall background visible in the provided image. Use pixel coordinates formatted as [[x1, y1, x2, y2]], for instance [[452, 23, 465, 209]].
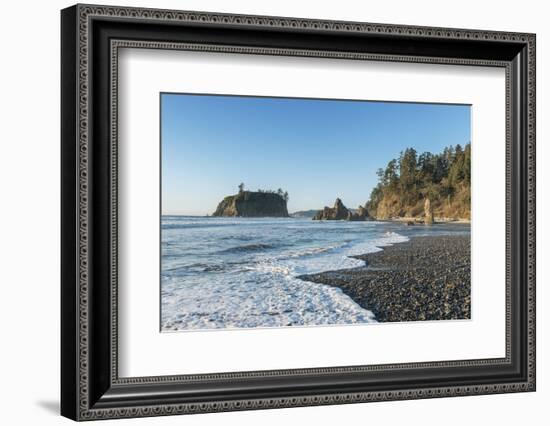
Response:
[[0, 0, 546, 424]]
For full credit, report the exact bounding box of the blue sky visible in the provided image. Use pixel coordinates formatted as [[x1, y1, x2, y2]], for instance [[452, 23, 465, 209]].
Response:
[[161, 93, 470, 216]]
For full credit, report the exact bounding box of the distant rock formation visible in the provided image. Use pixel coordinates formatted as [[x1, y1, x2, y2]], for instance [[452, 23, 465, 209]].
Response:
[[313, 198, 371, 221], [289, 209, 319, 218], [424, 198, 434, 225], [348, 204, 371, 221], [313, 198, 348, 220], [212, 191, 289, 217]]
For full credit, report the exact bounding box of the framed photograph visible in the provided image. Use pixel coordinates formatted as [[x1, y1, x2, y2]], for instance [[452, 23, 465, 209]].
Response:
[[61, 4, 536, 421]]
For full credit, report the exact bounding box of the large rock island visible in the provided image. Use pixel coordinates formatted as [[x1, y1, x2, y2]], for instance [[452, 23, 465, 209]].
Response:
[[213, 191, 289, 217], [313, 198, 371, 221]]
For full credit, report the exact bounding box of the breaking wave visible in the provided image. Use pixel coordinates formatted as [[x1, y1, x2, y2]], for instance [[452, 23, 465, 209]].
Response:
[[161, 217, 417, 331]]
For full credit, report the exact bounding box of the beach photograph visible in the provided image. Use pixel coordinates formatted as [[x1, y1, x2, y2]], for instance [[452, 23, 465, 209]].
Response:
[[160, 93, 471, 331]]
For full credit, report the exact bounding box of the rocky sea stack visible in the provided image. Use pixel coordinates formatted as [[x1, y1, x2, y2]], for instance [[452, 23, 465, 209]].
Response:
[[313, 198, 371, 221], [213, 191, 289, 217]]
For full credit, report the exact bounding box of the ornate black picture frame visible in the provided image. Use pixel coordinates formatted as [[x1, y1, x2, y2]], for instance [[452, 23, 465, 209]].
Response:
[[61, 4, 536, 421]]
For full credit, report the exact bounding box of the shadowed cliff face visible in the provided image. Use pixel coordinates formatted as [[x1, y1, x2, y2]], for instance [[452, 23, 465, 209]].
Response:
[[212, 191, 289, 217]]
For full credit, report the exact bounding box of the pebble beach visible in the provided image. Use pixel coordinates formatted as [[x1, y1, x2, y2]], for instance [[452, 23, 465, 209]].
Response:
[[299, 235, 471, 322]]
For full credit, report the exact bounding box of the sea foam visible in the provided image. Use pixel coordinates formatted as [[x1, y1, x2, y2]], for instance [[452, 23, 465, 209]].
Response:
[[161, 218, 409, 331]]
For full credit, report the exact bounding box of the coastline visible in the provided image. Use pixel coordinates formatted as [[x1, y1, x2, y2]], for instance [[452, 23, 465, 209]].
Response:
[[298, 234, 471, 322]]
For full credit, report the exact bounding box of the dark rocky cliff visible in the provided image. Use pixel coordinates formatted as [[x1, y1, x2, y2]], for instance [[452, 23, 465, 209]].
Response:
[[313, 198, 371, 221], [212, 191, 289, 217]]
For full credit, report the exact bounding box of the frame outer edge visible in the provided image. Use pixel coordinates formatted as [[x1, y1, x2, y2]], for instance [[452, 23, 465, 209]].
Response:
[[527, 34, 536, 390], [77, 2, 91, 420], [61, 4, 80, 421], [67, 4, 536, 421]]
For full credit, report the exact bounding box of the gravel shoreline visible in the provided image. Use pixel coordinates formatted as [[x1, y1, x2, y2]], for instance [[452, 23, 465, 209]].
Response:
[[298, 235, 470, 322]]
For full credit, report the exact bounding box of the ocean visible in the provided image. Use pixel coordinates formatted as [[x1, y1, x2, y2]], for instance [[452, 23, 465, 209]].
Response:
[[161, 216, 470, 331]]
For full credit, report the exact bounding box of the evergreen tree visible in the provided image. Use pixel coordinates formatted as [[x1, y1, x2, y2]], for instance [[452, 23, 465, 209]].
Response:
[[399, 148, 418, 204]]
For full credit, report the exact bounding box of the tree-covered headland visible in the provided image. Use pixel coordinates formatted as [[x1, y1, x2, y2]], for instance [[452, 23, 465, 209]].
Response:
[[366, 144, 471, 220]]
